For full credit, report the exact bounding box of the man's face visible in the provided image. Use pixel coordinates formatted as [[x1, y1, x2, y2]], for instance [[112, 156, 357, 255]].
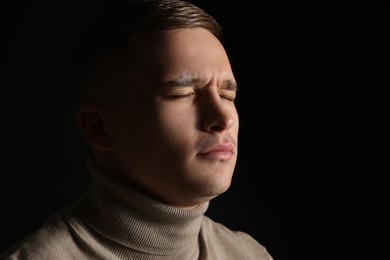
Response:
[[102, 28, 239, 208]]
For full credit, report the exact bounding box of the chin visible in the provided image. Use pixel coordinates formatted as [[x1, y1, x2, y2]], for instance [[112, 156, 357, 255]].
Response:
[[205, 175, 233, 197]]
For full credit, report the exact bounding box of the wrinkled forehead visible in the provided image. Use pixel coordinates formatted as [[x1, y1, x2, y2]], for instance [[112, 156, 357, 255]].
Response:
[[106, 28, 234, 99], [133, 28, 233, 80]]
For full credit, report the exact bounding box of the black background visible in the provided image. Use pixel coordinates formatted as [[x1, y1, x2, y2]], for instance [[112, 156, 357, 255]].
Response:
[[1, 0, 389, 259]]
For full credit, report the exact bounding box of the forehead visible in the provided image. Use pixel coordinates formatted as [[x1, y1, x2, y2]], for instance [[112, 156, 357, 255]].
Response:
[[112, 28, 236, 101], [138, 28, 235, 82]]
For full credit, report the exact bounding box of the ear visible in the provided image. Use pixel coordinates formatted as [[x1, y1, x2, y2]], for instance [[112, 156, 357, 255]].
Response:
[[76, 105, 114, 151]]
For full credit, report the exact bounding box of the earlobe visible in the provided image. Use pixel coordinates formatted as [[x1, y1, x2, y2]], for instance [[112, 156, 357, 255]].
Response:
[[76, 105, 114, 151]]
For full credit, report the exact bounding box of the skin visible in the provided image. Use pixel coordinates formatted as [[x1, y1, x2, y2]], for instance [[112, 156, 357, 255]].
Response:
[[77, 28, 239, 209]]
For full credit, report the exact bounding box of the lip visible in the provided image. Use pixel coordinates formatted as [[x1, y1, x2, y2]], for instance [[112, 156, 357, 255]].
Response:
[[197, 143, 235, 160]]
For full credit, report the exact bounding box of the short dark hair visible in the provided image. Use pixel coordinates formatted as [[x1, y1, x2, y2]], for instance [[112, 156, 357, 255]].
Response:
[[73, 0, 223, 107]]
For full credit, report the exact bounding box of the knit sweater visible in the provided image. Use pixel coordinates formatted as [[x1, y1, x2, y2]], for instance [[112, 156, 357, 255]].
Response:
[[1, 158, 273, 259]]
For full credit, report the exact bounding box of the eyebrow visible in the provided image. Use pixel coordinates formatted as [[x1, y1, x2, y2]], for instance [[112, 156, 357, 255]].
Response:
[[162, 76, 238, 92]]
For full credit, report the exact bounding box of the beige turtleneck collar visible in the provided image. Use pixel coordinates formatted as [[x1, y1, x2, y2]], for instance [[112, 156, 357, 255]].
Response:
[[71, 156, 209, 258]]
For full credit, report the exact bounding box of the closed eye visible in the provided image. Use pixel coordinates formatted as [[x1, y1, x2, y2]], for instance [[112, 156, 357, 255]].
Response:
[[221, 94, 236, 101], [219, 90, 236, 101], [164, 92, 195, 100]]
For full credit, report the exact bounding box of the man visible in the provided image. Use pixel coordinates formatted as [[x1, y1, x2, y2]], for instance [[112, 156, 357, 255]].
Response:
[[1, 0, 273, 259]]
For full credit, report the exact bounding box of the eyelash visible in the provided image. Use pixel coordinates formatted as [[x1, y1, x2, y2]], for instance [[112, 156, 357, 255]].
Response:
[[165, 93, 195, 100], [221, 95, 236, 101]]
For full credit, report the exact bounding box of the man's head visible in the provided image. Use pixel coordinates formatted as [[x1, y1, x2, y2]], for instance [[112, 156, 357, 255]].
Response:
[[73, 0, 224, 106], [75, 0, 239, 208]]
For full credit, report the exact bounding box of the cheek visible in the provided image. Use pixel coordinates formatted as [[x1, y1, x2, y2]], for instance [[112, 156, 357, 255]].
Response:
[[157, 104, 195, 139], [234, 110, 240, 133], [153, 104, 197, 154], [108, 103, 156, 151]]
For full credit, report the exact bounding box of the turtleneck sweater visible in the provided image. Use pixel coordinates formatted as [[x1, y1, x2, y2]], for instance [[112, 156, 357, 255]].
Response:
[[1, 157, 273, 259]]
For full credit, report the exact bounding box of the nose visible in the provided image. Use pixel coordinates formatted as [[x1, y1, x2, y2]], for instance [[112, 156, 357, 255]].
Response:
[[200, 93, 235, 133]]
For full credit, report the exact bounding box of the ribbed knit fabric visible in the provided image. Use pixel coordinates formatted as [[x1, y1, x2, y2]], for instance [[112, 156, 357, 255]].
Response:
[[1, 157, 273, 260], [72, 157, 207, 259]]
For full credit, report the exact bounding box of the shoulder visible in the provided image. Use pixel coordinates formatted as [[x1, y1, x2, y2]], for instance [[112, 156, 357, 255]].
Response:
[[0, 209, 79, 260], [201, 216, 273, 259]]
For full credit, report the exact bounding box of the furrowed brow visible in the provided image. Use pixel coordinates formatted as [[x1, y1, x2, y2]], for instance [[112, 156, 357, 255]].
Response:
[[161, 76, 237, 91], [162, 77, 205, 88], [221, 79, 238, 92]]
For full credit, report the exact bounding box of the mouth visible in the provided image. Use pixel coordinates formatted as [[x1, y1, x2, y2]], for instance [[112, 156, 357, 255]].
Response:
[[197, 143, 235, 160]]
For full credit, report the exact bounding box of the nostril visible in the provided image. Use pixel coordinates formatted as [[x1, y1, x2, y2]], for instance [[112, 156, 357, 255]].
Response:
[[209, 124, 224, 132], [205, 114, 234, 132]]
